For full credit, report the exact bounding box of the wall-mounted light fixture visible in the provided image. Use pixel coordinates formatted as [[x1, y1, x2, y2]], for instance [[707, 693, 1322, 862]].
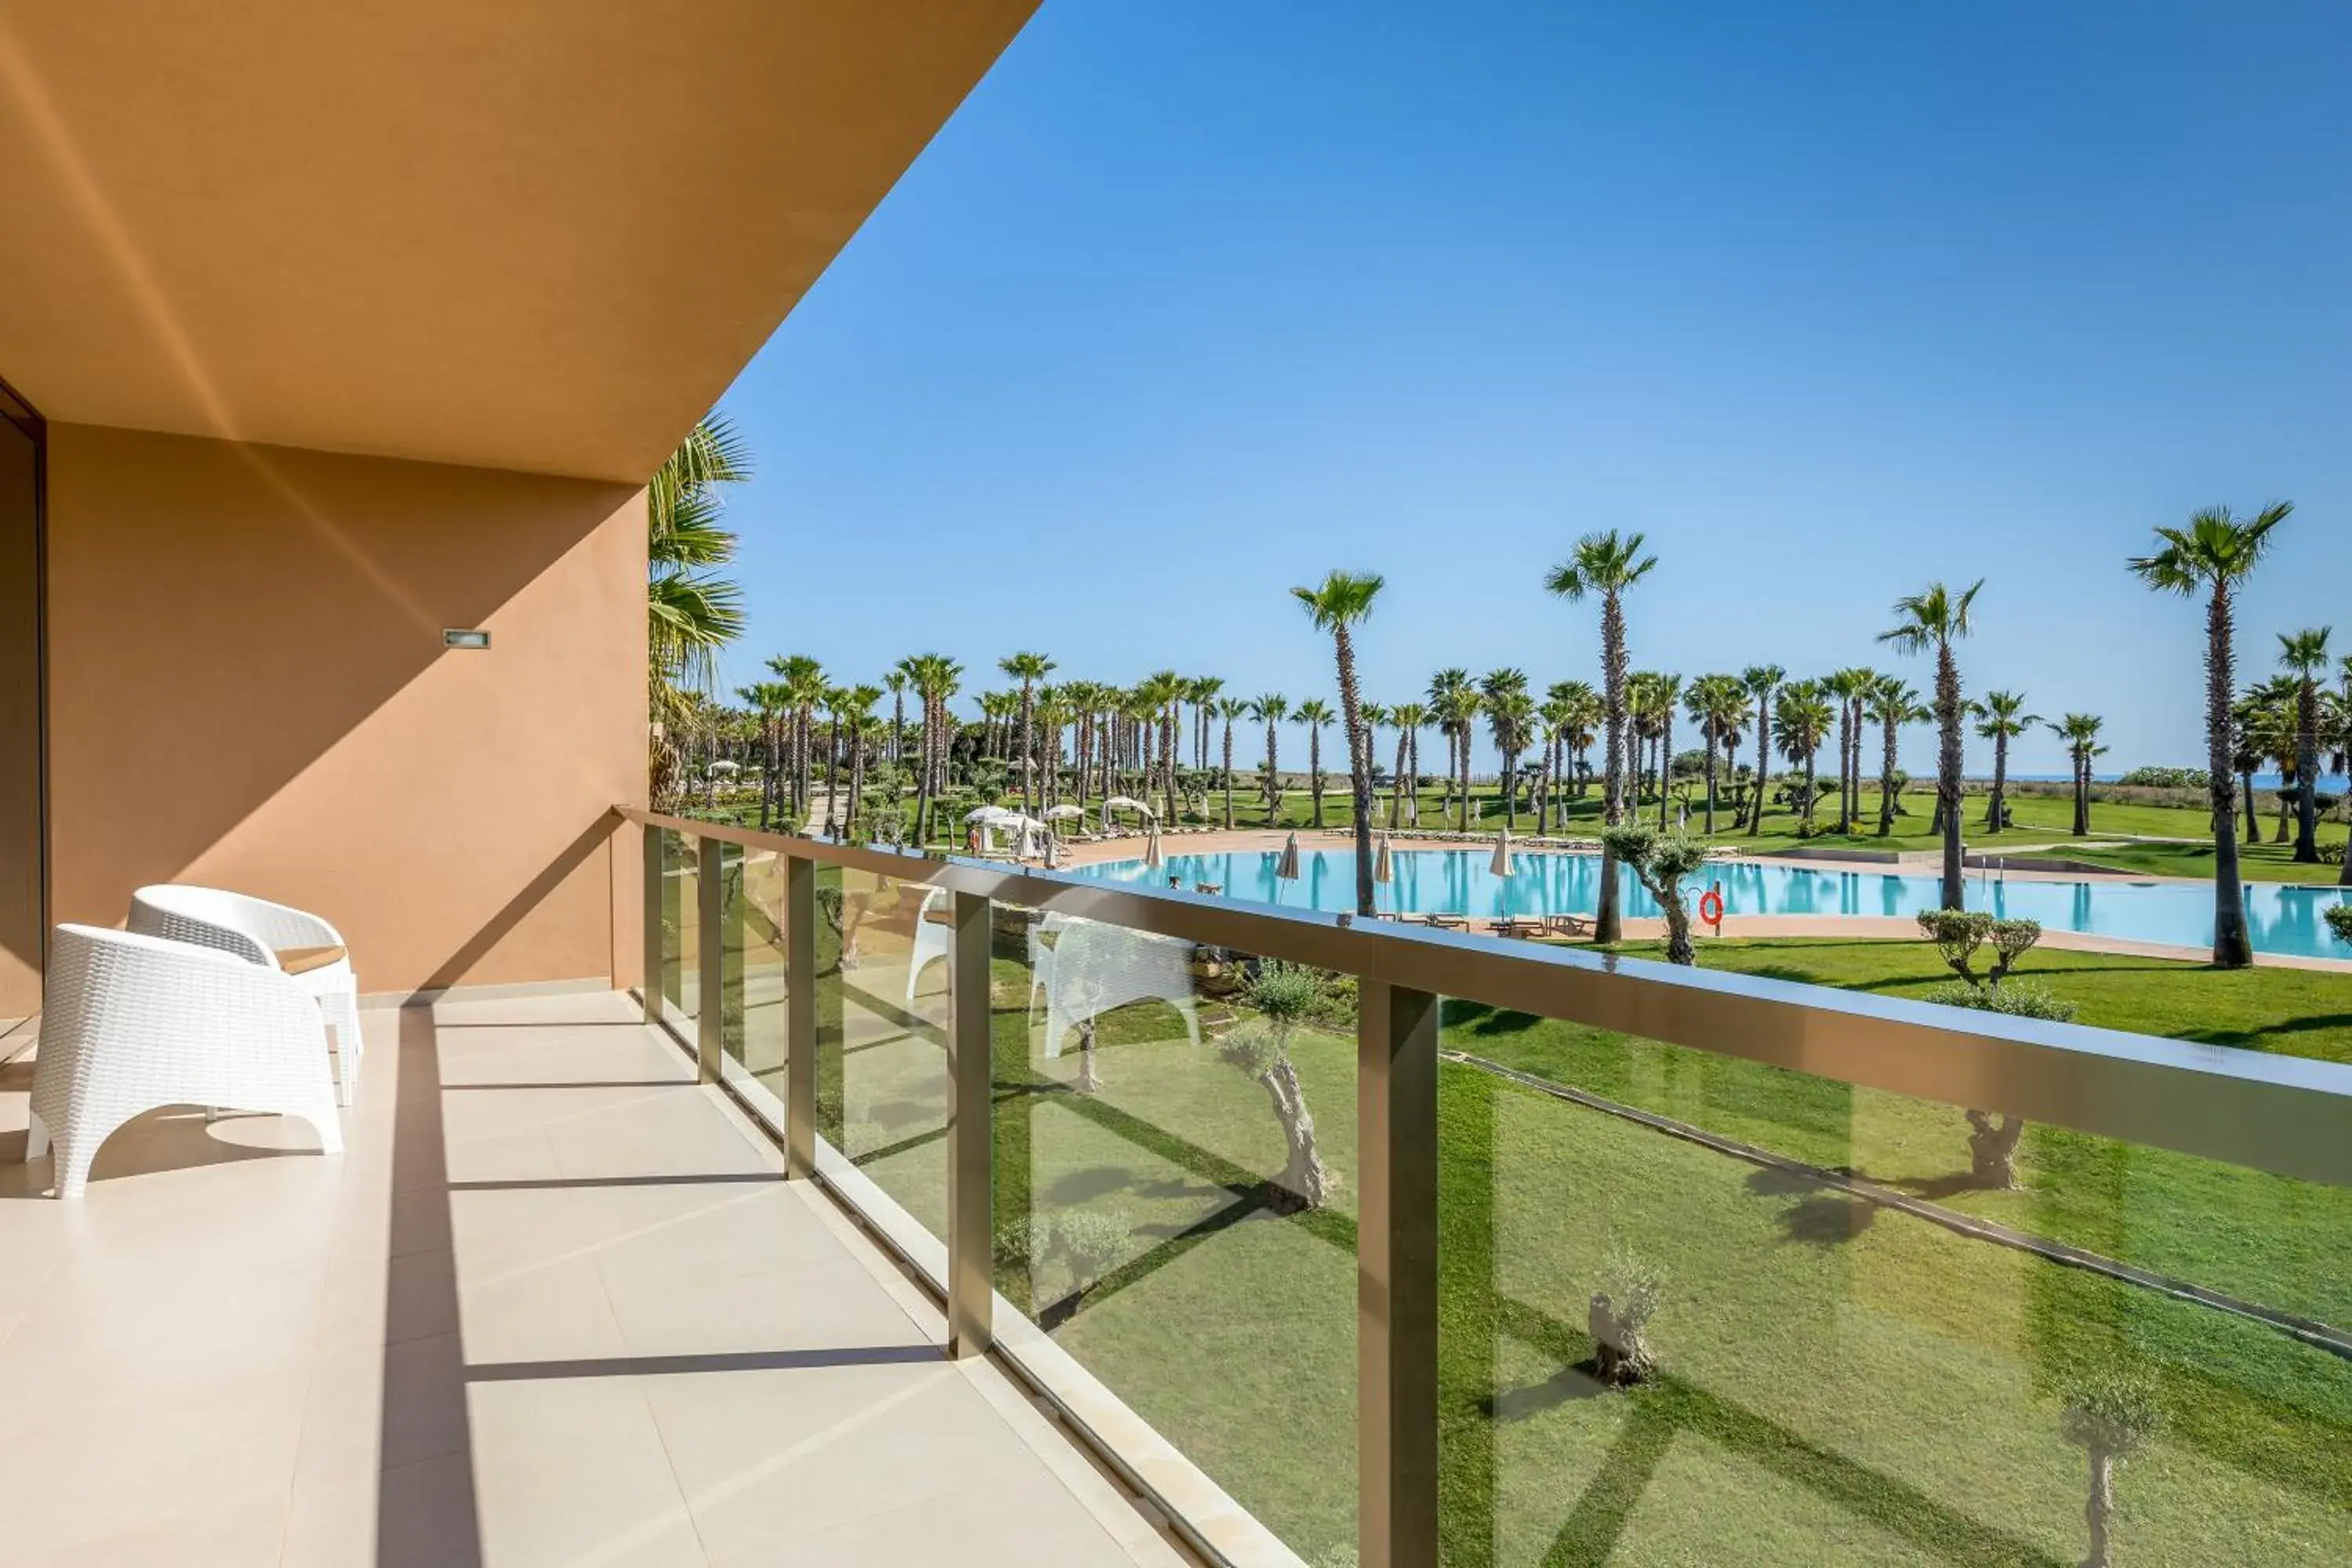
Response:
[[443, 629, 491, 650]]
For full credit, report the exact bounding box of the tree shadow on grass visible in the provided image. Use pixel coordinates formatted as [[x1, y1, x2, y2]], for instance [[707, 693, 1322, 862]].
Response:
[[2178, 1013, 2352, 1051], [1483, 1359, 1610, 1422], [1442, 999, 1541, 1037], [1744, 1165, 1879, 1247]]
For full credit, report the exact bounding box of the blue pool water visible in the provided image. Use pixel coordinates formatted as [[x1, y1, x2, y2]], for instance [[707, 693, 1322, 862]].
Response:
[[1073, 848, 2352, 960]]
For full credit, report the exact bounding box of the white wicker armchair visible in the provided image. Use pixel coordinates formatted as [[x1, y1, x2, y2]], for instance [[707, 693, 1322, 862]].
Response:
[[27, 925, 345, 1198], [127, 885, 362, 1104]]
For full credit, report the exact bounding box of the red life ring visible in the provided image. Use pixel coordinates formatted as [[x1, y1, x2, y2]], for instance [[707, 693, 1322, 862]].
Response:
[[1697, 887, 1725, 928]]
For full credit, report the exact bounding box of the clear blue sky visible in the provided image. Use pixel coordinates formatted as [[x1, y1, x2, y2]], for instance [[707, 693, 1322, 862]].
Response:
[[710, 1, 2350, 779]]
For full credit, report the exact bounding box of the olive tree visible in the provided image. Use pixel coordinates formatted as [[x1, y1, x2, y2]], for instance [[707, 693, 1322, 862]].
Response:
[[1599, 824, 1708, 964], [1588, 1243, 1666, 1388], [1218, 964, 1336, 1213], [1916, 910, 2075, 1188], [2062, 1370, 2161, 1568], [2328, 904, 2352, 948]]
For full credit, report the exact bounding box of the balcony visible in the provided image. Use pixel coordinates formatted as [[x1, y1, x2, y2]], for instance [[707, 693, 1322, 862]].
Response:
[[0, 986, 1183, 1566], [3, 813, 2348, 1566]]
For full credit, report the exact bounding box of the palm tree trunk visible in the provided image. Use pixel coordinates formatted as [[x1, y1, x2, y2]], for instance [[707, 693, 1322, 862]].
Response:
[[1330, 626, 1377, 916], [1701, 718, 1718, 834], [1878, 714, 1898, 836], [1987, 735, 2008, 830], [2074, 750, 2091, 835], [1935, 644, 1965, 911], [2207, 583, 2253, 966], [1748, 695, 1773, 834], [2295, 681, 2322, 861], [1657, 711, 1672, 829], [1309, 730, 1325, 828], [1390, 730, 1407, 830], [1596, 591, 1628, 943], [1222, 720, 1236, 829]]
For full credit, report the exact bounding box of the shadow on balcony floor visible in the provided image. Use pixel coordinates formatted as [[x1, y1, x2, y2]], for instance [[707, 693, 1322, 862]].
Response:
[[0, 988, 1184, 1566]]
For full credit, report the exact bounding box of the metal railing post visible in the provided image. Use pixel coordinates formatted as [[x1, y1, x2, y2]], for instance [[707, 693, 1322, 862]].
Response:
[[945, 887, 993, 1358], [783, 854, 817, 1179], [641, 822, 663, 1025], [1359, 980, 1439, 1568], [696, 833, 723, 1084]]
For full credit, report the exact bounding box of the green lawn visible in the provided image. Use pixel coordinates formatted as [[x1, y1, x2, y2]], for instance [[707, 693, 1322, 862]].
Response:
[[687, 880, 2352, 1568]]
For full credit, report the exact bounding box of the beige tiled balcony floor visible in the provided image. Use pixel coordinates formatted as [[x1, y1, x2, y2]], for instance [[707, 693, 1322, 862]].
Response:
[[0, 989, 1186, 1567]]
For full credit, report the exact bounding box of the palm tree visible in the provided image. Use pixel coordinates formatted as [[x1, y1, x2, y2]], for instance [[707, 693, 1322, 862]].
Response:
[[2050, 713, 2107, 835], [1548, 531, 1659, 943], [1389, 701, 1428, 828], [1250, 694, 1289, 824], [1189, 676, 1225, 773], [884, 668, 909, 768], [2278, 628, 2332, 863], [1740, 665, 1784, 834], [1647, 673, 1683, 828], [838, 684, 882, 831], [2129, 502, 2292, 967], [1864, 676, 1926, 836], [907, 654, 962, 844], [1000, 653, 1055, 812], [1438, 684, 1484, 831], [1427, 669, 1472, 825], [1878, 581, 1983, 911], [1539, 686, 1584, 833], [818, 685, 854, 833], [1215, 696, 1247, 829], [737, 679, 789, 829], [2230, 683, 2281, 845], [1971, 691, 2039, 832], [1480, 669, 1531, 828], [1559, 683, 1603, 801], [1773, 681, 1833, 832], [648, 416, 750, 745], [1823, 668, 1864, 834], [1294, 699, 1335, 828], [2341, 653, 2352, 888], [1361, 702, 1391, 819], [1683, 674, 1747, 836], [1138, 670, 1184, 825], [767, 655, 826, 824], [1294, 571, 1387, 913]]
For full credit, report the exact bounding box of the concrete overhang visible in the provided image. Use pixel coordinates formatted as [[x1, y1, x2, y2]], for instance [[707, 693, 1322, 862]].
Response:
[[0, 1, 1036, 481]]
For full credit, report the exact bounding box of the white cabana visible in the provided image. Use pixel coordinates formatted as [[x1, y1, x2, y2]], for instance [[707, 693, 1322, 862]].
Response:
[[1101, 794, 1156, 827], [965, 804, 1018, 825], [1042, 804, 1085, 821]]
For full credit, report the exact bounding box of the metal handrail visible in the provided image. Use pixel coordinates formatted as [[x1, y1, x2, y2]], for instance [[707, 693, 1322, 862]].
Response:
[[622, 805, 2352, 1189]]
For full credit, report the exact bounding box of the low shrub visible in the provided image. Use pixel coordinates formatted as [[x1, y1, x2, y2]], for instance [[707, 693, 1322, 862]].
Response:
[[1925, 979, 2078, 1022], [2116, 765, 2209, 790]]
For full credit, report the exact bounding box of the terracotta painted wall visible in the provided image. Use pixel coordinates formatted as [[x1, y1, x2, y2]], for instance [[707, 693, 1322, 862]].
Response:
[[43, 424, 647, 996]]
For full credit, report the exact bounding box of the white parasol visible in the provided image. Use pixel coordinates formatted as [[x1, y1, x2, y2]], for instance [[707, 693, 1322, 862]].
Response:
[[1374, 832, 1393, 884], [1143, 820, 1163, 869], [1490, 826, 1515, 878], [1276, 831, 1301, 880]]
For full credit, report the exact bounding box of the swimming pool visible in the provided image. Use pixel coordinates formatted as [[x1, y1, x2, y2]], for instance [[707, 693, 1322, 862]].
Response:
[[1072, 847, 2352, 960]]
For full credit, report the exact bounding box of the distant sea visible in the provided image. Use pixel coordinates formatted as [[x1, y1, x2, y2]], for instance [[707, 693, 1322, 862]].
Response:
[[2013, 771, 2344, 789]]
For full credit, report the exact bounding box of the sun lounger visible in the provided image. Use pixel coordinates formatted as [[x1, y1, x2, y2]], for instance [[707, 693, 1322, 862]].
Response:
[[1543, 913, 1591, 937], [1424, 913, 1468, 931], [1493, 915, 1544, 938]]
